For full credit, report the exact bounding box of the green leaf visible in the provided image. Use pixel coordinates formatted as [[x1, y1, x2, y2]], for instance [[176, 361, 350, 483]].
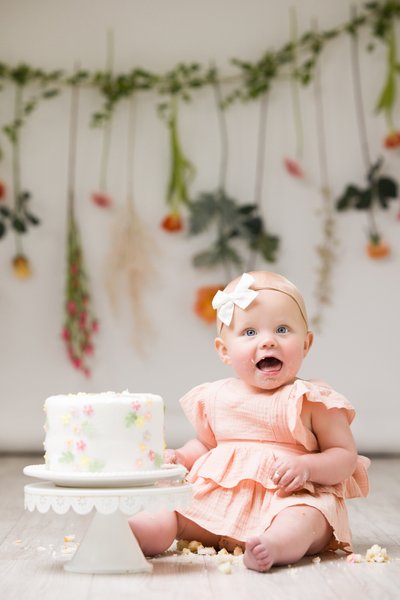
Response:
[[377, 176, 398, 208], [336, 185, 361, 211], [0, 206, 11, 217], [252, 232, 280, 263], [11, 217, 27, 232], [25, 213, 40, 226], [188, 192, 218, 234], [355, 189, 372, 210]]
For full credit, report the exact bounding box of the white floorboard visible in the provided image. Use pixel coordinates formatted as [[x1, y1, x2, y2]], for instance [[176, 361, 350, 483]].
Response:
[[1, 455, 399, 600]]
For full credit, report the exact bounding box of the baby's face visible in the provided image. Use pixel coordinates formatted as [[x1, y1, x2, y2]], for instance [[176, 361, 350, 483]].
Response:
[[215, 289, 313, 391]]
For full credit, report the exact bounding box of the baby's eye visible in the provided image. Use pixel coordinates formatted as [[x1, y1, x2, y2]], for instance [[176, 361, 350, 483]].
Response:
[[244, 328, 257, 337], [276, 325, 289, 334]]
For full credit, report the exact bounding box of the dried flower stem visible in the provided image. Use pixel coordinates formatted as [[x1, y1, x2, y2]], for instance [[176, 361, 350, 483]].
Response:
[[63, 71, 98, 376]]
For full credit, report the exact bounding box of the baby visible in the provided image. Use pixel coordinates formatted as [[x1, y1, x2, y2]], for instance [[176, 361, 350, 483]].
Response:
[[129, 271, 369, 572]]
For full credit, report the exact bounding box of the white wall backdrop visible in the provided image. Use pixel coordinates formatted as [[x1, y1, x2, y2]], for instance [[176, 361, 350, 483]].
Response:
[[0, 0, 399, 454]]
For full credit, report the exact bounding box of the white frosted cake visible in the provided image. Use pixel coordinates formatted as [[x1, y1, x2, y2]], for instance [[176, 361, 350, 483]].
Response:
[[43, 391, 165, 473]]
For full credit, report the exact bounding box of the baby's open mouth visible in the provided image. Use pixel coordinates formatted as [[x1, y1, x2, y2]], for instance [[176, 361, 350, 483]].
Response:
[[256, 356, 283, 372]]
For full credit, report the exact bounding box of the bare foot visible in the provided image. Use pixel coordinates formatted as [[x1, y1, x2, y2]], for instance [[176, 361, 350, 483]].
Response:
[[244, 535, 276, 572]]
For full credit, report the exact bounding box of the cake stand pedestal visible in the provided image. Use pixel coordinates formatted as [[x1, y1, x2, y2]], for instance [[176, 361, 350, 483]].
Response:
[[24, 481, 192, 574]]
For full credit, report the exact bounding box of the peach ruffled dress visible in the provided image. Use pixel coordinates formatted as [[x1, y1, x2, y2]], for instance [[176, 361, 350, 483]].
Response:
[[176, 377, 370, 552]]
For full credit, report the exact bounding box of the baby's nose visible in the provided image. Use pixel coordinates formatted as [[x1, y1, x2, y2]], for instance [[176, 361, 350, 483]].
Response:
[[259, 334, 277, 348]]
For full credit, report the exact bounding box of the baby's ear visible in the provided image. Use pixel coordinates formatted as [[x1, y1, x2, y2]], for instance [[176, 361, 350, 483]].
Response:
[[214, 337, 232, 365], [303, 331, 314, 355]]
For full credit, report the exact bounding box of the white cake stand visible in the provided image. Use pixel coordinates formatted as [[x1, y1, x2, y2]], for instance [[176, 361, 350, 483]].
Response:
[[24, 480, 192, 574]]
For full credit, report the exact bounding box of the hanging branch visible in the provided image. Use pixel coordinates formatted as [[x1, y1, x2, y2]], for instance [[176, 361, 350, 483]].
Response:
[[1, 65, 60, 276], [157, 63, 212, 232], [62, 69, 98, 377], [105, 95, 158, 355], [91, 30, 115, 209], [310, 21, 338, 333], [335, 6, 398, 260]]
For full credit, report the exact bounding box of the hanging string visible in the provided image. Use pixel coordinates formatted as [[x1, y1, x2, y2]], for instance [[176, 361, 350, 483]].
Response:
[[212, 73, 229, 192], [289, 6, 304, 160], [67, 65, 81, 220], [311, 21, 337, 332], [349, 5, 379, 239]]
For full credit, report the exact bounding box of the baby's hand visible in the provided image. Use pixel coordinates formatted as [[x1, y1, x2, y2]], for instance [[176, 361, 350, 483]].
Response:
[[163, 448, 187, 467], [164, 449, 178, 464], [272, 457, 310, 494]]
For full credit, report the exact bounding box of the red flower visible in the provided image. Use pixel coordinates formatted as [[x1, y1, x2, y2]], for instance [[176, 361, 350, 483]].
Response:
[[161, 213, 183, 232], [91, 192, 113, 208], [0, 181, 6, 200], [366, 236, 390, 260], [384, 131, 400, 149], [194, 285, 224, 324], [283, 158, 304, 178], [76, 440, 86, 451], [67, 301, 76, 315]]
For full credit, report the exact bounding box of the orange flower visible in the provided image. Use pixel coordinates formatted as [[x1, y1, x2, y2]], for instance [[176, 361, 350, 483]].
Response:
[[0, 180, 6, 200], [384, 131, 400, 149], [366, 236, 390, 260], [194, 285, 223, 324], [12, 254, 32, 279], [161, 212, 183, 232], [283, 158, 304, 178], [91, 191, 113, 208]]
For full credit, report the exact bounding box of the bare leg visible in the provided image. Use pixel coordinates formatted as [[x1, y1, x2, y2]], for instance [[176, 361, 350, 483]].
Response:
[[244, 506, 332, 573], [129, 510, 221, 556]]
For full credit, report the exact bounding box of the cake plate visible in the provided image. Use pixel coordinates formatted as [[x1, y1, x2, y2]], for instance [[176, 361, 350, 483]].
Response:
[[24, 480, 192, 574]]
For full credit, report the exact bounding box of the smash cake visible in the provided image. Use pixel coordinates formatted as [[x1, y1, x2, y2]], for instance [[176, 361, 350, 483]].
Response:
[[43, 391, 165, 473]]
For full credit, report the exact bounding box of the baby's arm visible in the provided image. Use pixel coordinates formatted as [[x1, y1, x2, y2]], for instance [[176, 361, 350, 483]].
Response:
[[273, 402, 358, 493], [164, 438, 209, 470]]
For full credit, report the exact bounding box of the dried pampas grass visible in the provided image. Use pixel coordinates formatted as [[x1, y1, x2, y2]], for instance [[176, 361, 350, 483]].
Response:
[[105, 201, 157, 355]]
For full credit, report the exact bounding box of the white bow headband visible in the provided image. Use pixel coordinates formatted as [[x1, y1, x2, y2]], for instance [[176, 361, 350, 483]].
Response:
[[212, 272, 309, 330], [212, 273, 258, 327]]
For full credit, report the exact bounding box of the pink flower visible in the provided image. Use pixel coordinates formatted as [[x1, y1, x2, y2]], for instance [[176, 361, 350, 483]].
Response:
[[148, 450, 156, 462], [76, 440, 86, 451], [91, 192, 113, 208], [131, 401, 141, 412], [283, 157, 304, 178], [61, 327, 70, 341], [83, 405, 93, 416], [67, 301, 77, 315]]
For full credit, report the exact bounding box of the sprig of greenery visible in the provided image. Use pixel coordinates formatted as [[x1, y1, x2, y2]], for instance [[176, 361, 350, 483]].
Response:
[[189, 190, 279, 270], [91, 68, 158, 126]]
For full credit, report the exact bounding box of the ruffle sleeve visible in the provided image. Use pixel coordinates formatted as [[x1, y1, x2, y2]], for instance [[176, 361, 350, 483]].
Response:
[[179, 383, 217, 450], [287, 379, 370, 498]]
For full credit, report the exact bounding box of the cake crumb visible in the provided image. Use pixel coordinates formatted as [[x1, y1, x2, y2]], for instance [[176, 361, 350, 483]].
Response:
[[312, 556, 321, 563], [218, 561, 232, 574], [181, 548, 191, 555], [347, 553, 363, 564], [197, 546, 216, 555], [188, 540, 203, 553], [233, 546, 243, 556], [176, 539, 190, 552], [365, 544, 389, 563]]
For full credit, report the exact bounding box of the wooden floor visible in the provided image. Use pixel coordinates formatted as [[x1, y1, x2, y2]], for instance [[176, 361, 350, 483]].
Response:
[[1, 455, 400, 600]]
